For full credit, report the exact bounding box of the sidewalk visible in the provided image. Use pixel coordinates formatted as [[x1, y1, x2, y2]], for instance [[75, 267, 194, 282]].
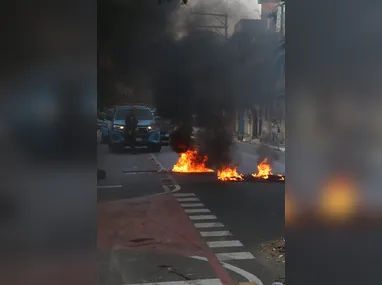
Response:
[[234, 139, 285, 163], [235, 137, 285, 152], [239, 138, 285, 152]]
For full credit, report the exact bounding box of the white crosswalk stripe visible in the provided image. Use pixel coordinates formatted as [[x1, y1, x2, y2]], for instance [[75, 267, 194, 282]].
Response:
[[177, 197, 200, 202], [177, 194, 255, 269], [200, 231, 232, 237], [216, 252, 255, 261], [189, 215, 217, 220], [185, 209, 211, 213], [207, 240, 243, 248], [181, 203, 204, 207], [194, 222, 224, 228]]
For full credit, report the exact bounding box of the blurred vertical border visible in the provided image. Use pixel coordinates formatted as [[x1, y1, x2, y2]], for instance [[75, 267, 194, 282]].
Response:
[[287, 0, 382, 284], [0, 0, 96, 284]]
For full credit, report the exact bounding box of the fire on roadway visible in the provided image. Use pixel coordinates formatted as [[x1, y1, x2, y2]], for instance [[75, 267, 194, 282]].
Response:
[[171, 149, 285, 182]]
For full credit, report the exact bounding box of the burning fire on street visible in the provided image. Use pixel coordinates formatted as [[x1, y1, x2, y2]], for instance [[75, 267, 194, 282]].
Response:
[[217, 166, 244, 181], [172, 150, 214, 173], [171, 151, 284, 182], [252, 158, 285, 181]]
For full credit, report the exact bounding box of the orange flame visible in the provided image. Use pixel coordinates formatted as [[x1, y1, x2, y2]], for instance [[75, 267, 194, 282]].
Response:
[[217, 166, 244, 181], [252, 158, 272, 179], [251, 158, 285, 180], [172, 150, 214, 173]]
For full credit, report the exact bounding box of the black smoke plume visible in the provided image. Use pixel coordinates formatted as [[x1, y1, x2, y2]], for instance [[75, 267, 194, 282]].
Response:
[[99, 0, 239, 168]]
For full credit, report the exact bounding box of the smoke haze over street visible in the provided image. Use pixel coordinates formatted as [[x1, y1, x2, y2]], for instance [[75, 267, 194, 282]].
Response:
[[99, 0, 269, 167]]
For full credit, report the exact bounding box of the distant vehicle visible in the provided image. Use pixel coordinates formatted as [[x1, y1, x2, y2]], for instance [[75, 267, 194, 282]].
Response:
[[154, 116, 173, 146], [100, 108, 115, 144], [107, 104, 161, 153]]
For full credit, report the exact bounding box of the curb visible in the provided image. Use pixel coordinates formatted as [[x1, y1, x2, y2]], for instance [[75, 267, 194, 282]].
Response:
[[236, 141, 285, 152]]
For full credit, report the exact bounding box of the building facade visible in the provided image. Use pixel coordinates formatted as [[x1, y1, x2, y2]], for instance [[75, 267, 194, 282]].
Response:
[[231, 1, 285, 142], [266, 1, 285, 143], [232, 19, 268, 140]]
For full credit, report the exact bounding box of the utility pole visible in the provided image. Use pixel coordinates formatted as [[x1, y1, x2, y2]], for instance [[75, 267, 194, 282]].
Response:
[[224, 13, 228, 39], [190, 11, 229, 40]]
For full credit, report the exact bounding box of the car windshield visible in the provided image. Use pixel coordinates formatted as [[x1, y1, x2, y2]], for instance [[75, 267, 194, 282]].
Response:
[[114, 108, 153, 121]]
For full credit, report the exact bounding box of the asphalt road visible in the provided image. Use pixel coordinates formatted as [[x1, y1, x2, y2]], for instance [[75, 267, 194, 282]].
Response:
[[156, 143, 285, 283], [97, 142, 285, 284], [155, 142, 285, 176]]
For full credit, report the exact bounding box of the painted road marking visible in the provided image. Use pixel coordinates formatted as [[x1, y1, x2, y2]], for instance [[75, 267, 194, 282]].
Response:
[[194, 222, 224, 228], [150, 153, 182, 193], [221, 261, 263, 285], [149, 153, 166, 172], [207, 240, 244, 248], [216, 252, 255, 261], [97, 185, 122, 189], [200, 231, 232, 237], [190, 256, 264, 285], [177, 197, 200, 202], [189, 215, 217, 220], [185, 209, 211, 213], [181, 203, 204, 207], [173, 193, 196, 197], [124, 278, 223, 285], [176, 192, 264, 285]]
